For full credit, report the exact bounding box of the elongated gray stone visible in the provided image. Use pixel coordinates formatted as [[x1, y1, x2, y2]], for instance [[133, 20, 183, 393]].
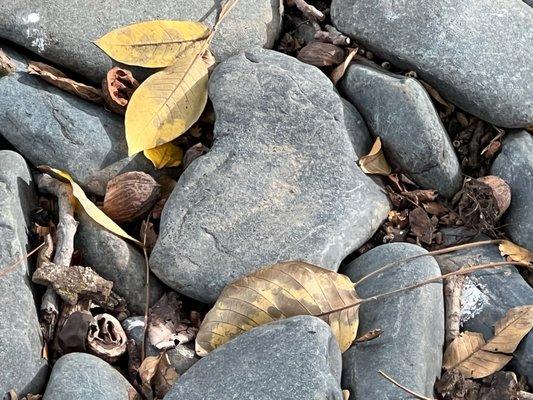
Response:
[[331, 0, 533, 128], [0, 0, 282, 83], [0, 45, 168, 195], [75, 212, 163, 315], [164, 316, 343, 400], [0, 151, 48, 397], [42, 353, 137, 400], [342, 243, 444, 399], [491, 131, 533, 250], [340, 62, 462, 198], [150, 48, 390, 303], [342, 99, 373, 159]]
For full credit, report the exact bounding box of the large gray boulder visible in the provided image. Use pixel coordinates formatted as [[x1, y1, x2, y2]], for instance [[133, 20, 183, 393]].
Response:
[[0, 151, 48, 396], [75, 212, 164, 315], [0, 0, 282, 82], [42, 353, 138, 400], [342, 243, 444, 399], [0, 45, 168, 196], [331, 0, 533, 128], [436, 241, 533, 383], [491, 131, 533, 250], [150, 49, 390, 303], [164, 316, 343, 400], [340, 62, 462, 198]]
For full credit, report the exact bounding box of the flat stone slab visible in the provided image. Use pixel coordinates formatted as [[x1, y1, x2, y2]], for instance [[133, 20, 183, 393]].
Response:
[[0, 0, 282, 82], [0, 151, 48, 396], [491, 131, 533, 249], [331, 0, 533, 128], [164, 316, 343, 400], [0, 45, 162, 195], [42, 353, 137, 400], [342, 243, 444, 399], [340, 61, 462, 198], [150, 48, 390, 303]]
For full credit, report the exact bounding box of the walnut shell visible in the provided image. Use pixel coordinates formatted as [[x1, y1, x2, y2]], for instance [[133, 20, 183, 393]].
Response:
[[297, 42, 345, 67], [103, 172, 161, 223]]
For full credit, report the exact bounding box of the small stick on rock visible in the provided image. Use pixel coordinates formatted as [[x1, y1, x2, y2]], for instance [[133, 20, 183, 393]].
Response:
[[379, 370, 435, 400], [443, 273, 465, 347], [286, 0, 325, 21], [315, 25, 351, 46]]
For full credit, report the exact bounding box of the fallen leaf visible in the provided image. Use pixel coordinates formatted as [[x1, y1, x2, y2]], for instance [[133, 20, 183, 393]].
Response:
[[202, 49, 216, 73], [140, 220, 158, 253], [0, 49, 16, 75], [401, 189, 438, 204], [38, 166, 142, 245], [139, 354, 162, 387], [499, 240, 533, 265], [423, 201, 449, 216], [195, 261, 360, 356], [183, 143, 209, 170], [443, 305, 533, 378], [359, 137, 392, 175], [27, 61, 103, 103], [419, 80, 454, 116], [95, 20, 210, 68], [144, 142, 184, 169], [409, 206, 436, 245], [153, 353, 179, 398], [102, 67, 140, 115], [331, 47, 358, 85], [125, 51, 208, 155], [355, 328, 383, 343]]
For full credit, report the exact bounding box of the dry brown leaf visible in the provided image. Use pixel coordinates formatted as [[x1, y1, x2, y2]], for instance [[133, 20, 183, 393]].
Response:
[[153, 353, 179, 398], [401, 189, 438, 204], [195, 261, 360, 356], [331, 47, 358, 85], [359, 137, 392, 175], [0, 49, 16, 76], [139, 354, 162, 386], [423, 201, 449, 216], [355, 328, 383, 343], [443, 305, 533, 379], [27, 61, 103, 103], [102, 67, 139, 115], [409, 207, 435, 245], [499, 240, 533, 265]]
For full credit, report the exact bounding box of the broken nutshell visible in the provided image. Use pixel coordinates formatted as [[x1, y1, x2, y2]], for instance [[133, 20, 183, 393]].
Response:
[[297, 42, 345, 67]]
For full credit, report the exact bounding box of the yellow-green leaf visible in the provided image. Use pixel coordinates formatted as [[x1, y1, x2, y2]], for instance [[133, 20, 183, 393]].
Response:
[[195, 261, 360, 356], [95, 20, 210, 68], [39, 166, 142, 245], [125, 53, 208, 156], [144, 142, 184, 169]]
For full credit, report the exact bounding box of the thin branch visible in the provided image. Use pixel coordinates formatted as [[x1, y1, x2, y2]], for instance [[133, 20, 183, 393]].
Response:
[[0, 242, 44, 278], [141, 216, 151, 362], [378, 370, 435, 400], [287, 0, 325, 21], [354, 240, 503, 287]]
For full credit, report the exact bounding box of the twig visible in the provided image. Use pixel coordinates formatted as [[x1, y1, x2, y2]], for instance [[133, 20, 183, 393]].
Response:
[[287, 0, 325, 21], [141, 215, 151, 362], [0, 242, 44, 278], [378, 370, 435, 400], [354, 240, 503, 287], [315, 25, 351, 46], [443, 268, 465, 347]]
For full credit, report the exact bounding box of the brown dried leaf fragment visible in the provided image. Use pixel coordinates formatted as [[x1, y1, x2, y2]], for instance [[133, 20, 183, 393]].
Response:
[[0, 49, 16, 75], [401, 189, 438, 205], [183, 143, 209, 170], [499, 241, 533, 265], [28, 61, 103, 103], [355, 328, 383, 343], [359, 137, 392, 176], [331, 47, 358, 85], [409, 207, 436, 245], [102, 67, 139, 115], [297, 42, 345, 67]]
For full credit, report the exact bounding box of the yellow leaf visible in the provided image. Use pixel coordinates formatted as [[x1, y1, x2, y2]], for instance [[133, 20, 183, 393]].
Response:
[[195, 261, 360, 356], [359, 137, 392, 176], [125, 53, 208, 156], [95, 20, 210, 68], [499, 240, 533, 264], [39, 166, 142, 245], [442, 305, 533, 378], [144, 142, 184, 169]]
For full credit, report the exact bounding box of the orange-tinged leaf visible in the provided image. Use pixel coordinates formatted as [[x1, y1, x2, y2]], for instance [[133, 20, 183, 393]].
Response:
[[144, 142, 184, 169], [499, 240, 533, 264], [331, 47, 358, 85], [359, 137, 392, 175]]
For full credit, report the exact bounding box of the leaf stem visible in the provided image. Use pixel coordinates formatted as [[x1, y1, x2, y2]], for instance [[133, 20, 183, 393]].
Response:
[[0, 242, 44, 278], [378, 370, 435, 400]]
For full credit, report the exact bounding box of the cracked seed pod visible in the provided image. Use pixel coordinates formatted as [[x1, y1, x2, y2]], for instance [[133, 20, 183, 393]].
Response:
[[87, 313, 127, 363], [297, 42, 345, 67], [103, 171, 161, 223]]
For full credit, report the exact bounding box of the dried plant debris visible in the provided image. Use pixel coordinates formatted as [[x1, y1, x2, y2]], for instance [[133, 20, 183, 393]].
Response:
[[102, 66, 140, 115], [57, 310, 94, 354], [499, 241, 533, 265], [359, 137, 392, 176], [297, 41, 345, 67], [87, 313, 127, 363], [0, 48, 16, 75], [354, 328, 383, 343], [138, 352, 179, 400]]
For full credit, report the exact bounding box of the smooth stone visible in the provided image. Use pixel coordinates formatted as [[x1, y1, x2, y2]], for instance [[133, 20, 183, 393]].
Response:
[[42, 353, 137, 400], [342, 243, 444, 399], [164, 316, 343, 400], [75, 212, 163, 315], [331, 0, 533, 128], [0, 150, 48, 396], [342, 98, 373, 159], [122, 316, 159, 357], [436, 242, 533, 383], [0, 0, 282, 83], [167, 344, 200, 375], [0, 45, 168, 196], [150, 48, 390, 303], [340, 61, 462, 198], [491, 131, 533, 250]]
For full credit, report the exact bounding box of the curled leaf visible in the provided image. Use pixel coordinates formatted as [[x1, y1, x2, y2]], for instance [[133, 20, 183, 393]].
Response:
[[95, 20, 210, 68], [102, 67, 140, 115], [196, 261, 360, 356], [331, 47, 358, 85], [144, 142, 184, 169], [499, 240, 533, 265], [0, 49, 16, 76], [359, 137, 392, 175]]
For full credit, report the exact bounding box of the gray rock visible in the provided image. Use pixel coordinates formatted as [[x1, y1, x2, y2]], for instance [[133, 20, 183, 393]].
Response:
[[150, 48, 390, 303], [0, 0, 282, 83], [122, 316, 159, 357], [342, 98, 373, 159], [167, 344, 200, 375], [436, 242, 533, 383], [75, 212, 163, 315], [331, 0, 533, 128], [0, 150, 48, 396], [340, 62, 462, 198], [164, 316, 343, 400], [342, 243, 444, 399], [43, 353, 137, 400], [0, 45, 168, 196], [491, 131, 533, 249]]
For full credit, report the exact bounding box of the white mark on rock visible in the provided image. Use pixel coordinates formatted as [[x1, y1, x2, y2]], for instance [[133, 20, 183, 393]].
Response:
[[25, 13, 40, 23], [460, 276, 489, 325], [22, 12, 46, 52]]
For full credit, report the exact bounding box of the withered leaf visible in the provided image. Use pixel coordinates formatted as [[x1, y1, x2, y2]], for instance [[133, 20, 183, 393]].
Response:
[[28, 61, 103, 103], [409, 206, 435, 245], [0, 49, 16, 76], [499, 240, 533, 265], [423, 201, 449, 216], [419, 80, 454, 116], [359, 137, 392, 176], [401, 189, 438, 204], [355, 328, 383, 343], [102, 67, 139, 115], [183, 143, 209, 170], [331, 47, 358, 85]]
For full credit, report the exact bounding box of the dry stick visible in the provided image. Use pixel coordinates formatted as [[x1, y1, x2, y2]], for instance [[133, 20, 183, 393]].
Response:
[[353, 239, 503, 287], [316, 261, 530, 317], [141, 217, 151, 362], [0, 242, 44, 278], [441, 258, 465, 347], [378, 371, 435, 400], [287, 0, 325, 21]]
